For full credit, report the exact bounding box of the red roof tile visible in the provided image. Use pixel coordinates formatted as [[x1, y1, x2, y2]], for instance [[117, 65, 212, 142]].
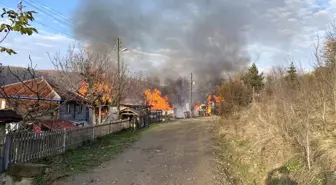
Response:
[[1, 77, 61, 101], [1, 77, 86, 102]]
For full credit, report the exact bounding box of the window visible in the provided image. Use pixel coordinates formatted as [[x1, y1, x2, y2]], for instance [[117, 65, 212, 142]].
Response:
[[67, 104, 71, 114], [0, 99, 6, 110], [77, 104, 83, 113]]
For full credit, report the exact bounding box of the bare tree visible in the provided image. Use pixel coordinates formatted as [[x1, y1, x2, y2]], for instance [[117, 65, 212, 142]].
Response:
[[51, 44, 134, 124], [0, 60, 79, 130]]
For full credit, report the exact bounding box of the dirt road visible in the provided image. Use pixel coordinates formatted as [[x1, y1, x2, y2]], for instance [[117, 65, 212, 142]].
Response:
[[55, 117, 222, 185]]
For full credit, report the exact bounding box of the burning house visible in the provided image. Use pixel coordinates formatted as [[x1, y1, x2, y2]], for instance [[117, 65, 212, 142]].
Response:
[[71, 1, 251, 121], [144, 88, 173, 118]]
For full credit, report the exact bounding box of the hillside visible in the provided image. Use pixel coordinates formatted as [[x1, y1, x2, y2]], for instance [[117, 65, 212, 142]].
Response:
[[0, 66, 60, 86]]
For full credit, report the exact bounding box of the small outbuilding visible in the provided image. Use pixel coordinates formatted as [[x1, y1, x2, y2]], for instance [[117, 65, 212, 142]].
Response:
[[0, 110, 23, 172]]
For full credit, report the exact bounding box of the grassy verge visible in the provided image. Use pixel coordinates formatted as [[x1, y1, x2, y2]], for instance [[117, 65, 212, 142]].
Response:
[[34, 124, 161, 185], [215, 118, 325, 185], [216, 130, 262, 185]]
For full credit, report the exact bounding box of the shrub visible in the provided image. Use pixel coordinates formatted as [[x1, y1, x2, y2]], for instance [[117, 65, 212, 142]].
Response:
[[217, 78, 251, 117]]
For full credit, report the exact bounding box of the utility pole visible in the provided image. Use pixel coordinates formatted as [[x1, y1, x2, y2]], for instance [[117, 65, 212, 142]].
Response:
[[190, 73, 193, 117], [117, 38, 121, 120]]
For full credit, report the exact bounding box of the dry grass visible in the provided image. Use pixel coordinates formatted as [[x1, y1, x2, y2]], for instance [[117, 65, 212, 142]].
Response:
[[216, 110, 296, 185], [216, 65, 336, 184], [214, 23, 336, 185]]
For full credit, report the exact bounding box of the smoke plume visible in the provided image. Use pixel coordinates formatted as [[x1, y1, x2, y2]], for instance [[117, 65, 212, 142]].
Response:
[[73, 0, 252, 88]]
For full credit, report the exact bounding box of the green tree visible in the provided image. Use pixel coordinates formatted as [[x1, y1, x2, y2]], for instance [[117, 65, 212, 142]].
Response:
[[242, 63, 264, 92], [285, 62, 298, 87], [0, 2, 38, 55]]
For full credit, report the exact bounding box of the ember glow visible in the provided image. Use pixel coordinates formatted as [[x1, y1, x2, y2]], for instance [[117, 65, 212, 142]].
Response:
[[194, 104, 200, 111], [144, 89, 172, 110]]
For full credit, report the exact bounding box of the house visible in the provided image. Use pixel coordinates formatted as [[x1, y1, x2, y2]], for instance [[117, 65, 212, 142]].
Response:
[[0, 77, 92, 126]]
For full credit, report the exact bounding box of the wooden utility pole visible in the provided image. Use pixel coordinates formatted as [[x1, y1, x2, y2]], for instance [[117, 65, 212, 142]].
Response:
[[117, 38, 121, 120], [190, 73, 193, 117]]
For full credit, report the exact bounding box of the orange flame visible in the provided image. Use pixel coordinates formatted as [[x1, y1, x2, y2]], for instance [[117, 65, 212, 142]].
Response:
[[207, 94, 224, 114], [207, 95, 212, 114], [214, 95, 224, 103], [144, 89, 172, 110], [79, 80, 112, 104]]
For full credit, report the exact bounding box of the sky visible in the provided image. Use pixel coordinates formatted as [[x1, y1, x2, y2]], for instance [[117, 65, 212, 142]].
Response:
[[0, 0, 336, 73]]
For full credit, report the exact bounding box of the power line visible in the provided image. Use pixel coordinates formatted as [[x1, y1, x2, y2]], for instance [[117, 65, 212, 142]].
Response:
[[25, 0, 78, 25], [23, 0, 75, 27], [33, 20, 80, 41], [22, 0, 113, 46]]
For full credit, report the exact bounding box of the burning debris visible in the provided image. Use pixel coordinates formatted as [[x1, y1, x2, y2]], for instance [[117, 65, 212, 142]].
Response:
[[194, 104, 207, 117], [207, 94, 224, 115], [144, 89, 172, 111]]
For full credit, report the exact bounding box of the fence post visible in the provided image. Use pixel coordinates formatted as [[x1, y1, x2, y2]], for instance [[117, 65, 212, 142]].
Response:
[[151, 112, 153, 124], [156, 111, 158, 122], [128, 118, 131, 129], [62, 128, 66, 152], [92, 126, 95, 140], [2, 134, 11, 172]]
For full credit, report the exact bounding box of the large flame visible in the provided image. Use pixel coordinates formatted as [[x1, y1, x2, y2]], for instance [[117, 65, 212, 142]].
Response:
[[144, 89, 172, 110], [78, 80, 112, 104], [207, 94, 224, 114]]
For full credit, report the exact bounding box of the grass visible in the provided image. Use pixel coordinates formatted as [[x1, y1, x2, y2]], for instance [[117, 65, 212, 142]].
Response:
[[34, 123, 161, 185], [215, 118, 326, 185], [284, 155, 303, 172], [216, 134, 262, 185]]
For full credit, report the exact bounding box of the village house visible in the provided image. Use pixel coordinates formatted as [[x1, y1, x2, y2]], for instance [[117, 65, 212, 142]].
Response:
[[0, 77, 92, 131]]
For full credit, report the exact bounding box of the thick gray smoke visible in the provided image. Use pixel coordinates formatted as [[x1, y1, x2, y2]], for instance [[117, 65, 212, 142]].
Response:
[[73, 0, 251, 89]]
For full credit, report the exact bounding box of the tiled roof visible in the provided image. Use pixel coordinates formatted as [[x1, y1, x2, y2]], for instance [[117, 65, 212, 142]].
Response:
[[48, 81, 87, 103], [1, 77, 61, 101], [1, 77, 86, 102]]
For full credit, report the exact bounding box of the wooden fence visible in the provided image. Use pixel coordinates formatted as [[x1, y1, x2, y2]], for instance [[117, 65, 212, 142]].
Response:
[[0, 112, 164, 172], [150, 110, 163, 123], [1, 120, 130, 171]]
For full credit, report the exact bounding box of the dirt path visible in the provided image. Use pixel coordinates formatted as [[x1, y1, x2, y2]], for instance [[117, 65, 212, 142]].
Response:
[[54, 117, 223, 185]]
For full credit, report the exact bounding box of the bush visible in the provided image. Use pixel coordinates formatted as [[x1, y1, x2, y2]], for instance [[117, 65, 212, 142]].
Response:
[[217, 78, 251, 117], [217, 63, 336, 184]]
